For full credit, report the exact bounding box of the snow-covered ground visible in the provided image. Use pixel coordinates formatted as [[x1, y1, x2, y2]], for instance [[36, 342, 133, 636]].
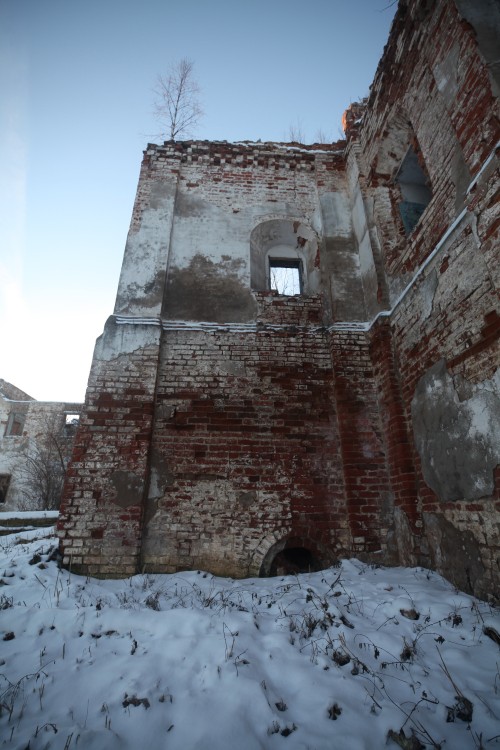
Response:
[[1, 527, 499, 750], [0, 512, 59, 521]]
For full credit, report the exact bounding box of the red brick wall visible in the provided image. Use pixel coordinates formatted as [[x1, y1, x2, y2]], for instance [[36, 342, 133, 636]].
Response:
[[59, 322, 161, 576], [58, 0, 499, 598], [329, 328, 394, 558], [142, 295, 349, 576], [351, 0, 500, 598]]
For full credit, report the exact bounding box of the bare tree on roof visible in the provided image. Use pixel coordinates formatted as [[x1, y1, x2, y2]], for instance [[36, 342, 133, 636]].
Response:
[[287, 119, 306, 144], [153, 58, 203, 141]]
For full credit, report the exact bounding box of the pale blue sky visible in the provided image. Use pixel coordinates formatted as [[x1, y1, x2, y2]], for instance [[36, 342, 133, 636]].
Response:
[[0, 0, 396, 402]]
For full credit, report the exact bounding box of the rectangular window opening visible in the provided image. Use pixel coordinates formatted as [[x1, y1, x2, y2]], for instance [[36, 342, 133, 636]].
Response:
[[5, 413, 25, 437], [269, 259, 302, 296], [64, 413, 80, 435]]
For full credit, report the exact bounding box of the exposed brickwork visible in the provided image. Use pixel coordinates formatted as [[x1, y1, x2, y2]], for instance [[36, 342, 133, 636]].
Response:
[[142, 298, 347, 576], [58, 0, 499, 598], [328, 330, 392, 557], [358, 1, 500, 295], [130, 140, 345, 234], [58, 324, 161, 576], [350, 0, 500, 598]]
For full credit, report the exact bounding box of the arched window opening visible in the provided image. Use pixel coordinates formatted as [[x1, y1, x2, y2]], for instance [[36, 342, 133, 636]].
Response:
[[370, 111, 434, 240], [395, 144, 433, 235], [250, 219, 320, 296]]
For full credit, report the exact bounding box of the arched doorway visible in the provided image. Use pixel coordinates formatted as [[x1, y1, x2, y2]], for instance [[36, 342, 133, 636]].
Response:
[[259, 535, 332, 577]]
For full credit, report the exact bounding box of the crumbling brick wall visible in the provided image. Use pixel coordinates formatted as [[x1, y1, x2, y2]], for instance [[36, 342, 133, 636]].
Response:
[[142, 295, 347, 577], [58, 0, 499, 598], [0, 389, 82, 511], [58, 140, 371, 578], [346, 0, 500, 599]]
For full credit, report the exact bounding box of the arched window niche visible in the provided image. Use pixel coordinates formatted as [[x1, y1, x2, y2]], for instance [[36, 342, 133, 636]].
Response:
[[395, 143, 433, 235], [250, 218, 320, 296], [371, 110, 433, 236]]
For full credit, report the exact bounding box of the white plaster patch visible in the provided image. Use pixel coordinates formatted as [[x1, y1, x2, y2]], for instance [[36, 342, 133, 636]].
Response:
[[95, 320, 161, 361], [115, 180, 177, 316], [412, 362, 500, 501], [320, 192, 352, 237], [170, 196, 249, 275]]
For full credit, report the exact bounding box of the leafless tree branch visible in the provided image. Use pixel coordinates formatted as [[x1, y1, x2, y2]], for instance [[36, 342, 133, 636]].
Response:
[[18, 414, 76, 510], [287, 119, 306, 144], [153, 58, 203, 141]]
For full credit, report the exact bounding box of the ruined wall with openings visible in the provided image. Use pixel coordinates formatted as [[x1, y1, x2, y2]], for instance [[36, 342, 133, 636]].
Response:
[[0, 381, 82, 511], [344, 0, 500, 599], [58, 0, 499, 599]]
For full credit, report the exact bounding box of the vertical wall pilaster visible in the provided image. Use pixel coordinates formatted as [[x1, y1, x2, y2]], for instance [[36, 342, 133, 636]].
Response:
[[58, 319, 161, 576]]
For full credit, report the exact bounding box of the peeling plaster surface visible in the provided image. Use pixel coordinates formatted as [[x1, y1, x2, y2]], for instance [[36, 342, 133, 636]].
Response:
[[95, 318, 161, 362], [115, 180, 176, 316], [110, 470, 144, 508], [412, 361, 500, 501], [320, 192, 352, 237], [163, 254, 257, 323], [326, 238, 366, 321], [419, 269, 438, 321], [423, 512, 486, 598], [432, 41, 460, 104], [455, 0, 500, 96], [170, 193, 249, 273]]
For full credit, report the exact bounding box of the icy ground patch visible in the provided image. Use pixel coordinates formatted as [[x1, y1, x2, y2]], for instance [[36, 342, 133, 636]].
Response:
[[0, 529, 499, 750]]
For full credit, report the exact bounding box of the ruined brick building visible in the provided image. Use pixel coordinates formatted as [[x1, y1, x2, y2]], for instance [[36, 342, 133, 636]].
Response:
[[0, 379, 82, 510], [58, 0, 499, 600]]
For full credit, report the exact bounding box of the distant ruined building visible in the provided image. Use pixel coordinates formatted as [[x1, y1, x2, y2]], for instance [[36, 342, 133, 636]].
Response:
[[58, 0, 499, 600], [0, 379, 82, 511]]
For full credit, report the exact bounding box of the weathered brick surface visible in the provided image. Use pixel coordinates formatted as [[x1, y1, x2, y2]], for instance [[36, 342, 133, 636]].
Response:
[[58, 0, 499, 598], [142, 297, 348, 576], [58, 322, 161, 577], [135, 140, 345, 224], [350, 0, 500, 598]]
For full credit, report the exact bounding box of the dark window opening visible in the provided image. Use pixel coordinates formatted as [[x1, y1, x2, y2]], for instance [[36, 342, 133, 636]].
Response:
[[0, 474, 11, 503], [5, 413, 25, 437], [396, 145, 432, 235], [269, 259, 302, 296]]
